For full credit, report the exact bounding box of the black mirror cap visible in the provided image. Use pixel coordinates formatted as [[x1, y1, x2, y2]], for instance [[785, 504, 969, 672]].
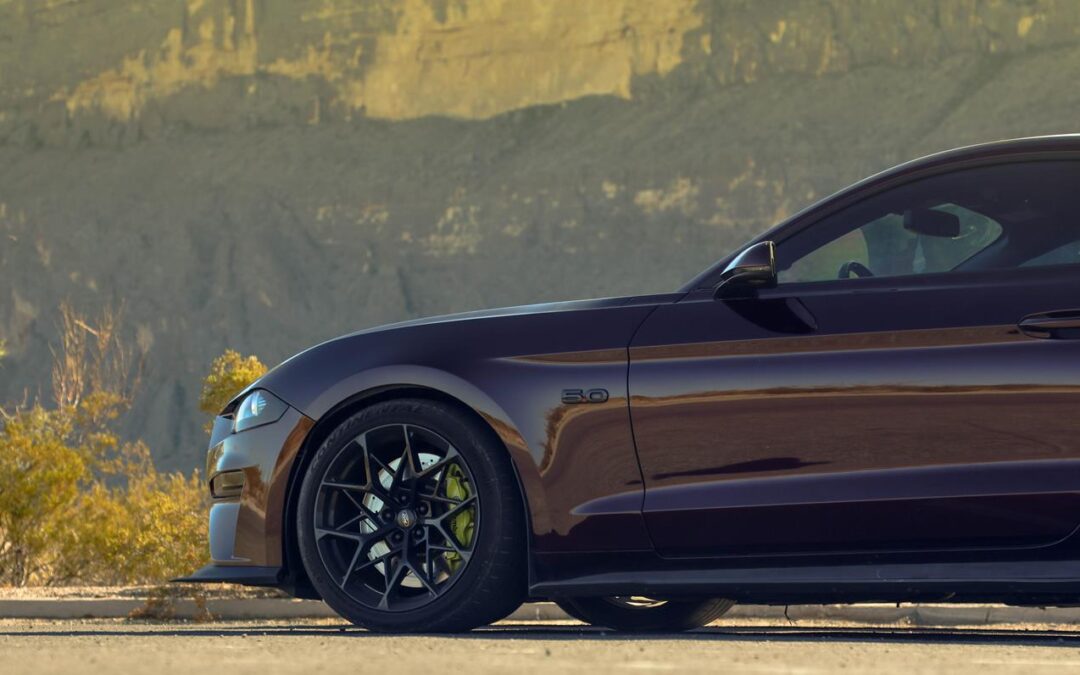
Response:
[[714, 241, 777, 298], [903, 208, 961, 238]]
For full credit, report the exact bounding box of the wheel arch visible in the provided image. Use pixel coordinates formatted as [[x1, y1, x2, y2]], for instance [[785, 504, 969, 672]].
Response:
[[280, 382, 539, 599]]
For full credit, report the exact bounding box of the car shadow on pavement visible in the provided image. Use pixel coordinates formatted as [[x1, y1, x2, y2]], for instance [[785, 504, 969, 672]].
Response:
[[3, 623, 1080, 647]]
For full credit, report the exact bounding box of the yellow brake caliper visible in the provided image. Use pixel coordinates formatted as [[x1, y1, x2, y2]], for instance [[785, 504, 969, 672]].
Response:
[[443, 464, 475, 571]]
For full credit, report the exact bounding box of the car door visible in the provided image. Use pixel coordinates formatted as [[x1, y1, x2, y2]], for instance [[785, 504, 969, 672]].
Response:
[[629, 159, 1080, 558]]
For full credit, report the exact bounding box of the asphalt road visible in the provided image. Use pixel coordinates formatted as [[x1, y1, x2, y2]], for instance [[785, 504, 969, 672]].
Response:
[[2, 618, 1080, 674]]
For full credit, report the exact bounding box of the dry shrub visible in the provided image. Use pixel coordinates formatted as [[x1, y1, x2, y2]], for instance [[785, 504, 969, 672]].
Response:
[[52, 302, 141, 412], [52, 450, 208, 585], [128, 584, 214, 622], [0, 304, 213, 586]]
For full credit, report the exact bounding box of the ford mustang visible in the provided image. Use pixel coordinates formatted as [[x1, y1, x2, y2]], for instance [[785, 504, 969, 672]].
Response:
[[183, 135, 1080, 632]]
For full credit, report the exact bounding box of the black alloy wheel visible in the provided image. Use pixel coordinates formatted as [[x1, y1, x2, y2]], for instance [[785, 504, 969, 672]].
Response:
[[297, 399, 526, 632]]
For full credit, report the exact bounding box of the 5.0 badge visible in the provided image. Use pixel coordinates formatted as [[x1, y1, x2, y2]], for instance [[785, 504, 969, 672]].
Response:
[[560, 388, 609, 404]]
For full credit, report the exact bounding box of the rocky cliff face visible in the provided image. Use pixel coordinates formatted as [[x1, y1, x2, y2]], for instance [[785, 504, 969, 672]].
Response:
[[3, 0, 1080, 469]]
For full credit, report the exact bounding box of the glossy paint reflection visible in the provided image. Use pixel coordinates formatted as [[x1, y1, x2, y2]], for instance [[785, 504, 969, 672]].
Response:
[[206, 408, 314, 566], [631, 276, 1080, 557]]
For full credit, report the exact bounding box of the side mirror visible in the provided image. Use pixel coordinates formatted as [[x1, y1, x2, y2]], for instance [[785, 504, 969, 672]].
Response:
[[903, 208, 960, 238], [714, 241, 777, 298]]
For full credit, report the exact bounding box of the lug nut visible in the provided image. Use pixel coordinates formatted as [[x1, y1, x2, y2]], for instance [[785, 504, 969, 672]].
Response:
[[392, 532, 404, 543], [412, 528, 424, 539], [417, 503, 428, 515]]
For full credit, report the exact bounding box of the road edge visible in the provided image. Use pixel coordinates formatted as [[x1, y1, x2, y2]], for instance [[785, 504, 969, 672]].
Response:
[[2, 598, 1079, 625]]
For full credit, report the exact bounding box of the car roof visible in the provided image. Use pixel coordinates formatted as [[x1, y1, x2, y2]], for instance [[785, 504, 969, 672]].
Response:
[[842, 133, 1080, 192], [680, 134, 1080, 291]]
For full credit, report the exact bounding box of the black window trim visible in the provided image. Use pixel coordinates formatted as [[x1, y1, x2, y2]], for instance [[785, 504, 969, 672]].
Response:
[[687, 151, 1080, 292]]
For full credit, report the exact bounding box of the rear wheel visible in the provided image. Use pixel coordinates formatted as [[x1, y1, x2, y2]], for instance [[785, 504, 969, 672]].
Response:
[[555, 596, 734, 632], [297, 399, 526, 632]]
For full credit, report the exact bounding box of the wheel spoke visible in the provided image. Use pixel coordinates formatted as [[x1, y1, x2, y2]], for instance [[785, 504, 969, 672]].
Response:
[[388, 429, 413, 493], [403, 545, 438, 597], [321, 480, 369, 492], [355, 432, 373, 484], [425, 536, 438, 583], [432, 495, 478, 524], [320, 482, 383, 526], [335, 486, 368, 514], [427, 522, 473, 562], [418, 492, 466, 506], [378, 557, 409, 610], [321, 435, 371, 486], [368, 453, 398, 501], [315, 527, 365, 543], [369, 453, 393, 475], [339, 541, 367, 589], [317, 518, 392, 545], [332, 512, 365, 532], [402, 425, 423, 475], [353, 549, 394, 574]]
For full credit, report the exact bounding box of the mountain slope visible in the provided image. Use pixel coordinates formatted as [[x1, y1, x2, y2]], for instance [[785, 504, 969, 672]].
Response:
[[2, 0, 1079, 469]]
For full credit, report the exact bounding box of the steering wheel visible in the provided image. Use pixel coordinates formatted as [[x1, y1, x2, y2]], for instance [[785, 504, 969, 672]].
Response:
[[837, 260, 874, 279]]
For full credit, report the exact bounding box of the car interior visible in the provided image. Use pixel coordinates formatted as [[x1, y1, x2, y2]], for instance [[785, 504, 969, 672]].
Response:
[[776, 160, 1080, 284]]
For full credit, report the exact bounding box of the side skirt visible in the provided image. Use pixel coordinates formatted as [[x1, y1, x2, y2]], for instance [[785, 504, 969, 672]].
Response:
[[530, 559, 1080, 605]]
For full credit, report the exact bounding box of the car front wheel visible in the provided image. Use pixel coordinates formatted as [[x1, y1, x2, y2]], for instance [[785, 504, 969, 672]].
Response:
[[297, 399, 526, 632], [555, 596, 734, 632]]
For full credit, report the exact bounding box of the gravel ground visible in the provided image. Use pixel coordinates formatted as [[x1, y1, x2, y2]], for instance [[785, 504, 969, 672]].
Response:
[[2, 618, 1080, 674]]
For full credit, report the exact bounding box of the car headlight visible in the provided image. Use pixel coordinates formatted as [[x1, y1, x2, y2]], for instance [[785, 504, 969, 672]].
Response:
[[233, 390, 288, 433]]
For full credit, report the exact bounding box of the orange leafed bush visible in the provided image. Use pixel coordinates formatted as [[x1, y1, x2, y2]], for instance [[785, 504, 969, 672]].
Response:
[[0, 405, 86, 585], [198, 350, 268, 430], [53, 454, 208, 585]]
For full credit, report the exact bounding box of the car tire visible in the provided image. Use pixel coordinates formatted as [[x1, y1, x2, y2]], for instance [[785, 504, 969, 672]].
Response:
[[297, 398, 527, 632], [555, 596, 734, 632]]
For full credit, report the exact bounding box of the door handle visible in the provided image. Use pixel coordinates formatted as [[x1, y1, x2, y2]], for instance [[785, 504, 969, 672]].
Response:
[[1018, 311, 1080, 339]]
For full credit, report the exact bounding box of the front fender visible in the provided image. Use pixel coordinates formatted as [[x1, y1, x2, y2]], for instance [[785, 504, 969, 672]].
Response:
[[292, 363, 552, 536], [250, 298, 667, 561]]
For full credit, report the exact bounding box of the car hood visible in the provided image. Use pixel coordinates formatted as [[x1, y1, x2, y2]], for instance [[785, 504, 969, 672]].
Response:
[[347, 295, 668, 337], [234, 292, 681, 412]]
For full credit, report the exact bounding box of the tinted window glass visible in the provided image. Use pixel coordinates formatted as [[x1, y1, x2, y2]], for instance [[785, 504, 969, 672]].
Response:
[[1020, 240, 1080, 268], [783, 205, 1001, 283], [777, 161, 1080, 285]]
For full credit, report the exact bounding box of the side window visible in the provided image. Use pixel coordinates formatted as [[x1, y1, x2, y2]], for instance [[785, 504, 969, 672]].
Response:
[[781, 205, 1001, 283], [776, 161, 1080, 285]]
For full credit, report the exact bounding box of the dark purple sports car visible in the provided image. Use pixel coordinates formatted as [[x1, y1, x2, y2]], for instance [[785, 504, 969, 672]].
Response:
[[184, 135, 1080, 632]]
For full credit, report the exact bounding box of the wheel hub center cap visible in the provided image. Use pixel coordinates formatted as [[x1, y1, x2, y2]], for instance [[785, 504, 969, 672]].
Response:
[[395, 508, 417, 529]]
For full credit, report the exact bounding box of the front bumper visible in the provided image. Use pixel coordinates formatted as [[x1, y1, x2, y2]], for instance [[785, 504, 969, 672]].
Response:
[[200, 405, 315, 569]]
